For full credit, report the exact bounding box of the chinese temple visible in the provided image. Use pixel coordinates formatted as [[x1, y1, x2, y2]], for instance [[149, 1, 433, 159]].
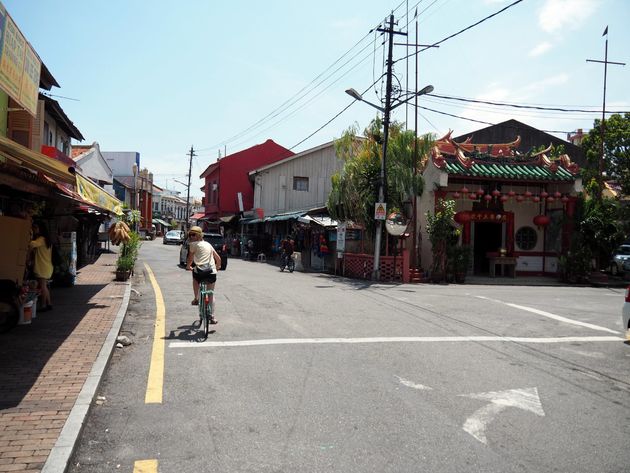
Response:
[[419, 130, 582, 278]]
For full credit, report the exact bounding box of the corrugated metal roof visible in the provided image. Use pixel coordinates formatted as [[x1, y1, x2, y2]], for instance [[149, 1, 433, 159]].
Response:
[[444, 161, 575, 181]]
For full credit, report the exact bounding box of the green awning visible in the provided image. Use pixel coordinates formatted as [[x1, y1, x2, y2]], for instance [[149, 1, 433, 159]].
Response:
[[152, 218, 172, 227], [444, 161, 575, 181], [264, 211, 307, 222]]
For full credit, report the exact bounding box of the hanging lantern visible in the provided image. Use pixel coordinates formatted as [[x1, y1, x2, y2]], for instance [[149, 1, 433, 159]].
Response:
[[461, 186, 469, 194], [484, 194, 492, 202], [532, 195, 541, 203], [516, 195, 524, 202], [508, 190, 516, 197], [533, 215, 551, 228], [561, 195, 570, 203], [524, 190, 532, 199], [454, 211, 471, 224], [492, 189, 501, 198], [554, 191, 562, 198], [540, 191, 549, 199], [477, 188, 485, 196], [469, 193, 477, 200], [453, 191, 461, 199], [547, 196, 555, 203], [500, 195, 509, 202]]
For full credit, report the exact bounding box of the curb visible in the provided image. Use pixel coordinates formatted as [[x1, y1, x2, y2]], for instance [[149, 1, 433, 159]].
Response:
[[41, 282, 132, 473]]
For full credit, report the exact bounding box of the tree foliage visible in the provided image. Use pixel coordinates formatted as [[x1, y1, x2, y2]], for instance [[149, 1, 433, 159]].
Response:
[[581, 113, 630, 195], [327, 118, 433, 238]]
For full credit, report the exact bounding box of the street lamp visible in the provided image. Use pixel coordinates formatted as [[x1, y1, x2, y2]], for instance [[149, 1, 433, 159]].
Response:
[[345, 83, 434, 280]]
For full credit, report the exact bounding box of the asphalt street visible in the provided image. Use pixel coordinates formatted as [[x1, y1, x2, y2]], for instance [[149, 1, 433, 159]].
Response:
[[68, 240, 630, 473]]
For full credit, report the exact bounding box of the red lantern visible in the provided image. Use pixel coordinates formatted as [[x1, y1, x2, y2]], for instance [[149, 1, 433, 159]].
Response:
[[477, 188, 485, 196], [492, 189, 501, 198], [500, 195, 509, 202], [540, 191, 549, 199], [484, 194, 492, 202], [532, 196, 541, 203], [533, 215, 550, 227], [516, 195, 524, 202], [461, 186, 469, 194], [454, 211, 471, 224], [554, 191, 562, 198], [453, 191, 461, 199], [547, 196, 555, 203], [524, 190, 532, 199], [561, 195, 570, 203], [508, 190, 516, 197], [469, 193, 477, 200]]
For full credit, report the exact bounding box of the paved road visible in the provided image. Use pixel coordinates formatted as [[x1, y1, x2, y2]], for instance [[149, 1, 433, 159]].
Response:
[[69, 240, 630, 473]]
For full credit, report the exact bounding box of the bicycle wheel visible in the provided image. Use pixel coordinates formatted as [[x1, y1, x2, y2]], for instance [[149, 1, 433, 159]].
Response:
[[280, 256, 286, 271], [203, 294, 210, 338]]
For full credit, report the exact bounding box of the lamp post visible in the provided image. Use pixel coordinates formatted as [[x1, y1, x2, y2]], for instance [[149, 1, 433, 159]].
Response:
[[345, 84, 433, 280], [132, 163, 138, 231]]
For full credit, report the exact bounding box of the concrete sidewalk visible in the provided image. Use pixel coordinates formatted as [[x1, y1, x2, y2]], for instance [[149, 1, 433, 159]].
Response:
[[0, 252, 131, 473]]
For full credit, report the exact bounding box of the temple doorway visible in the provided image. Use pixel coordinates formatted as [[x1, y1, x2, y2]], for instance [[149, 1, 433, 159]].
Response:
[[473, 222, 503, 274]]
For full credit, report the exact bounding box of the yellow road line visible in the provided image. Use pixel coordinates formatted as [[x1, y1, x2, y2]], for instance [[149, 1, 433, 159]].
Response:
[[134, 459, 158, 472], [144, 263, 165, 404]]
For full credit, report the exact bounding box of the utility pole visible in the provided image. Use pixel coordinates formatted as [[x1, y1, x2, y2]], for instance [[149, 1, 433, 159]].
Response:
[[586, 26, 625, 198], [372, 14, 406, 281], [185, 145, 196, 231]]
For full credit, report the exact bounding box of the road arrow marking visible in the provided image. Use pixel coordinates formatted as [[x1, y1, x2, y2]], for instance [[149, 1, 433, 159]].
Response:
[[459, 387, 545, 444], [396, 375, 432, 390]]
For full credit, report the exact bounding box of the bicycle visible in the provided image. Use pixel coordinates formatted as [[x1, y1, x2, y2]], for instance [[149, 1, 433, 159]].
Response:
[[198, 279, 216, 338], [279, 252, 295, 273]]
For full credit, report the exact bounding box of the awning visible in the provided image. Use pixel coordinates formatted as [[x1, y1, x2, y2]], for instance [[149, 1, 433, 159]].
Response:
[[0, 134, 76, 184], [75, 173, 123, 215], [152, 218, 171, 227], [298, 215, 338, 228], [264, 211, 307, 222], [240, 217, 262, 224], [190, 212, 205, 220], [220, 214, 237, 223]]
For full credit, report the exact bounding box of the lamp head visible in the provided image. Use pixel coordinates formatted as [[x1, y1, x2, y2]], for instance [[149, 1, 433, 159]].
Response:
[[418, 85, 434, 96], [345, 88, 363, 101]]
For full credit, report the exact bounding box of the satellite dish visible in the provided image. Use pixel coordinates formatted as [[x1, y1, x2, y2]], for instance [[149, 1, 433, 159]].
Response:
[[385, 211, 408, 236]]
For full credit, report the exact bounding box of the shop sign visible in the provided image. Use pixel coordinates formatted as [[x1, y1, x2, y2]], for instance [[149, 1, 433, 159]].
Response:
[[76, 174, 123, 215], [345, 229, 362, 240], [336, 222, 346, 252], [0, 3, 41, 117], [470, 212, 506, 222]]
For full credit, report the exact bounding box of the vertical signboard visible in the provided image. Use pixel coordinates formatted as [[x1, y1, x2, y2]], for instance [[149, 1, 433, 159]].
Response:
[[336, 222, 347, 253], [19, 44, 40, 115], [0, 14, 23, 100], [0, 2, 41, 117]]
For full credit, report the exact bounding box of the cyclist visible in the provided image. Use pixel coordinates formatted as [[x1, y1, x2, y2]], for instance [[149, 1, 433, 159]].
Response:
[[185, 227, 221, 321], [280, 237, 294, 268]]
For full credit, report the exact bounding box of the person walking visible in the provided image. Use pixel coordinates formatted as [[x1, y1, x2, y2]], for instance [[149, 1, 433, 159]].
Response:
[[30, 221, 53, 311]]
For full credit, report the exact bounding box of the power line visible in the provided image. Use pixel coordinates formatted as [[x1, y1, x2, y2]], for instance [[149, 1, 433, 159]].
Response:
[[426, 93, 630, 114], [415, 104, 576, 134], [395, 0, 525, 64]]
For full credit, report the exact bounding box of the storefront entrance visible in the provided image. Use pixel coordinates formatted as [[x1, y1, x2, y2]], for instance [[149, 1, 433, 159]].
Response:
[[473, 221, 503, 274]]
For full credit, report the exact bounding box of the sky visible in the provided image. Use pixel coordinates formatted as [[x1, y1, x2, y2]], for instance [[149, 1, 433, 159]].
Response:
[[5, 0, 629, 198]]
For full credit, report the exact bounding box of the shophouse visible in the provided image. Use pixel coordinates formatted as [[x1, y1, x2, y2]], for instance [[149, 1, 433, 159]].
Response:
[[243, 140, 345, 271]]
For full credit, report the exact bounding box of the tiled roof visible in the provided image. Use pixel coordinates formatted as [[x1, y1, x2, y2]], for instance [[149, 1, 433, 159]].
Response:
[[444, 161, 575, 181]]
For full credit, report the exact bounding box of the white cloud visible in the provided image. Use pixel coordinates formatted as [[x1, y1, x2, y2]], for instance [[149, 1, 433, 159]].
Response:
[[521, 73, 570, 96], [529, 41, 552, 57], [538, 0, 599, 33]]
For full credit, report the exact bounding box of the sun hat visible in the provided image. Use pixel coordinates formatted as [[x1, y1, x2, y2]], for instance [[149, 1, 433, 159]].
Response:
[[189, 226, 203, 235]]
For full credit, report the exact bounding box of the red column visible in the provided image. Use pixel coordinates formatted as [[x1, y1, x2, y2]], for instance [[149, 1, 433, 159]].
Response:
[[506, 212, 514, 255]]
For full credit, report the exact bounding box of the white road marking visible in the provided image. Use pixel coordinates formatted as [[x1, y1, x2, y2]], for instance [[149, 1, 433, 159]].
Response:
[[169, 335, 622, 349], [475, 296, 618, 334], [460, 387, 545, 444], [396, 376, 432, 391]]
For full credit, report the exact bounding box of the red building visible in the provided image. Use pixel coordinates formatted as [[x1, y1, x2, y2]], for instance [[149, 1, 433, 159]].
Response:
[[200, 139, 293, 222]]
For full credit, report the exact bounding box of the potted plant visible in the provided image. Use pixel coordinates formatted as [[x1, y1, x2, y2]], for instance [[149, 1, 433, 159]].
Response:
[[452, 245, 471, 283], [115, 254, 135, 281], [426, 199, 456, 283]]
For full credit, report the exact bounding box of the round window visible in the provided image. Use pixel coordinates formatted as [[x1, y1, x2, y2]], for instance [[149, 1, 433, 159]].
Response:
[[515, 226, 537, 251]]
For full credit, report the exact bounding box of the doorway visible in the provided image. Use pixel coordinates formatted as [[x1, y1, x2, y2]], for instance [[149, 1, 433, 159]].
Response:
[[473, 222, 503, 274]]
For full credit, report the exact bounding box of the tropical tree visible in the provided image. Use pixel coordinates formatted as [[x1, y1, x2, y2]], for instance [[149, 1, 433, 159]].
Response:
[[581, 113, 630, 195], [327, 118, 433, 243]]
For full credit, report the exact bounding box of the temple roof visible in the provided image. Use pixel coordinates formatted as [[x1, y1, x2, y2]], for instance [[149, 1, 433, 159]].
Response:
[[431, 131, 579, 182]]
